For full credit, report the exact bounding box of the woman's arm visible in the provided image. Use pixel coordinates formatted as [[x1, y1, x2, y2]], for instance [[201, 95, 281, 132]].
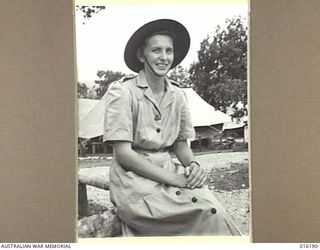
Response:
[[174, 140, 207, 189], [174, 140, 195, 167], [114, 141, 188, 188]]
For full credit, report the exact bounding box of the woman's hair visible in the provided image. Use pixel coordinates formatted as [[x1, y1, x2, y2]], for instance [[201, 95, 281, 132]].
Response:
[[139, 30, 176, 51], [136, 30, 177, 65]]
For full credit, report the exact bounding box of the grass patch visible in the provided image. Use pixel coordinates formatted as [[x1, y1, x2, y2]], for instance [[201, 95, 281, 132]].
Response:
[[208, 162, 249, 192]]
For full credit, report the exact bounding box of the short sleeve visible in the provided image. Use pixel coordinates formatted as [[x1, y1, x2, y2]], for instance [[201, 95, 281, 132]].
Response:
[[103, 82, 133, 142], [176, 90, 196, 141]]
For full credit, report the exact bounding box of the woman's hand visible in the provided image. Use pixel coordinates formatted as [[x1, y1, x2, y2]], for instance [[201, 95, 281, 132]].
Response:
[[173, 141, 207, 189], [114, 142, 188, 187], [185, 162, 207, 189], [173, 174, 188, 188]]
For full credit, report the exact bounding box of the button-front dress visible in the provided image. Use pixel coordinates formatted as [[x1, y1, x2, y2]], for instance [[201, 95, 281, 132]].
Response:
[[103, 70, 242, 236]]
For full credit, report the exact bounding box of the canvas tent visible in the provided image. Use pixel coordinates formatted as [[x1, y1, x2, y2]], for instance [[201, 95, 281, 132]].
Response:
[[223, 118, 249, 142], [78, 98, 99, 121], [78, 97, 105, 139], [223, 120, 246, 130], [78, 88, 231, 139], [182, 88, 231, 127]]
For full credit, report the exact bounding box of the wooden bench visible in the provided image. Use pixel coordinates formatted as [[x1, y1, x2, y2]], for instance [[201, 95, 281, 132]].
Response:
[[78, 172, 110, 217], [78, 172, 122, 237]]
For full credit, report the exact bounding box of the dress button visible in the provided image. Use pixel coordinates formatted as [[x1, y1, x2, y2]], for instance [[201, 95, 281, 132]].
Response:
[[175, 191, 181, 195], [156, 128, 161, 133], [191, 197, 197, 203], [211, 208, 217, 214]]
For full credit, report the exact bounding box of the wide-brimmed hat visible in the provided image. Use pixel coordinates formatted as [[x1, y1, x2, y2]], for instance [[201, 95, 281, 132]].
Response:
[[124, 19, 190, 73]]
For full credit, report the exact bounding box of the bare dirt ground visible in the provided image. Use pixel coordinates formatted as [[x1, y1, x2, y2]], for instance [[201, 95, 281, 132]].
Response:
[[79, 151, 250, 236]]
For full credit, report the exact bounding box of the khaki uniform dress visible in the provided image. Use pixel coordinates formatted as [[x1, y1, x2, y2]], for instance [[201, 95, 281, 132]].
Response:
[[103, 70, 242, 236]]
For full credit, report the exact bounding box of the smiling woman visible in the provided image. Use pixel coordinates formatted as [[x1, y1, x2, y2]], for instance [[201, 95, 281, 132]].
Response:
[[137, 34, 174, 78], [102, 19, 242, 236]]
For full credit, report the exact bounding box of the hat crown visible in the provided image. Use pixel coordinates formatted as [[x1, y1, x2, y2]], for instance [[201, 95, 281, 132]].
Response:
[[124, 19, 190, 73]]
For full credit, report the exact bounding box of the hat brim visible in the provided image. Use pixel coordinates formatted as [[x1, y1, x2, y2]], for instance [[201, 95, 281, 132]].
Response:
[[124, 19, 190, 73]]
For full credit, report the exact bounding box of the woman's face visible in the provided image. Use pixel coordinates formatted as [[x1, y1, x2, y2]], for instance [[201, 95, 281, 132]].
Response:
[[139, 34, 174, 77]]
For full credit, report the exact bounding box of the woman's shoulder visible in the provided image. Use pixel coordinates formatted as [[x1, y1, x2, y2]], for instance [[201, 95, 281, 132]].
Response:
[[104, 75, 137, 103], [167, 78, 187, 98], [107, 75, 137, 93], [110, 74, 137, 87], [167, 78, 180, 88]]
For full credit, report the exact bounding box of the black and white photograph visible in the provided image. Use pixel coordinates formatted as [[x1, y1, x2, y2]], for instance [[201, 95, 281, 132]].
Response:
[[75, 2, 249, 239]]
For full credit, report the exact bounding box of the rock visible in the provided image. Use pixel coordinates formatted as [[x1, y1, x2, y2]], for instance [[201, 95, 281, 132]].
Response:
[[78, 210, 122, 238]]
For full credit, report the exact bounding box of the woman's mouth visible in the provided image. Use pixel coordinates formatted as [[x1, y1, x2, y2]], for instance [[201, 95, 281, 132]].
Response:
[[156, 63, 168, 69]]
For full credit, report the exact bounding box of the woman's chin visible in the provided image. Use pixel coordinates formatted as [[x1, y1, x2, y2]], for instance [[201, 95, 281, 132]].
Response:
[[155, 68, 170, 76], [145, 66, 170, 77]]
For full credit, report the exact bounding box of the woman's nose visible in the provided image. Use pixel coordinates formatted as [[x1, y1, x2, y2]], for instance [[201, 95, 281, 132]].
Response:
[[160, 51, 168, 60]]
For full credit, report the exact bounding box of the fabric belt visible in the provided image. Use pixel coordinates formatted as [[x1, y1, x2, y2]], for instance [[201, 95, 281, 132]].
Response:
[[132, 146, 171, 153]]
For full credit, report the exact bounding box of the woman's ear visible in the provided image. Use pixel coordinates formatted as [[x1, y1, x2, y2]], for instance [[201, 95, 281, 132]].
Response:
[[136, 48, 145, 63]]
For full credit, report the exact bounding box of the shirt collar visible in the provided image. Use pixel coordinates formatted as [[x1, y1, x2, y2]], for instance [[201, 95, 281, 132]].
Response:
[[136, 69, 176, 93], [136, 70, 149, 88]]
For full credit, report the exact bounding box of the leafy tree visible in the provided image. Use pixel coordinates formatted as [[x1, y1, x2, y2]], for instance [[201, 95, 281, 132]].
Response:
[[86, 85, 99, 100], [77, 82, 88, 98], [189, 17, 247, 119], [75, 6, 106, 25], [93, 70, 125, 99], [168, 65, 192, 87]]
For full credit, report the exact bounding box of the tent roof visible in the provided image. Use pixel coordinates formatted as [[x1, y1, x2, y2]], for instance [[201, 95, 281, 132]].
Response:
[[78, 98, 99, 120], [223, 121, 246, 130], [78, 98, 105, 139], [78, 88, 231, 139], [222, 115, 248, 130], [182, 88, 231, 127]]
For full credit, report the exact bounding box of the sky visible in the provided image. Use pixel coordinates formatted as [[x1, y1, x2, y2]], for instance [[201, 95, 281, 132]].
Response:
[[75, 3, 248, 84]]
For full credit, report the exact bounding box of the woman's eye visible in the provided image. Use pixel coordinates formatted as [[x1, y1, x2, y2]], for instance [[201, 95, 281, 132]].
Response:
[[152, 48, 161, 53], [166, 49, 173, 54]]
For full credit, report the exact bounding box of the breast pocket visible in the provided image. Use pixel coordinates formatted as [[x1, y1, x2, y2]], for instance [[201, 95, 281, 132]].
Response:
[[134, 99, 158, 146]]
